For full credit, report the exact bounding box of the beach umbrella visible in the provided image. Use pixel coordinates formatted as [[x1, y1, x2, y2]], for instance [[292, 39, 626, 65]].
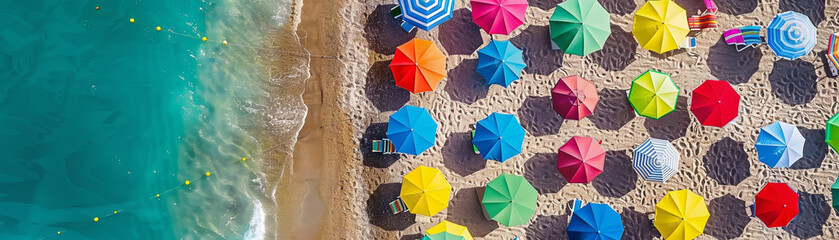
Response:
[[827, 34, 839, 72], [549, 0, 611, 56], [628, 69, 680, 119], [473, 113, 526, 162], [552, 75, 600, 120], [632, 0, 690, 54], [476, 40, 527, 87], [387, 105, 438, 155], [422, 232, 466, 240], [426, 220, 474, 240], [827, 112, 839, 152], [832, 177, 839, 212], [654, 189, 710, 240], [482, 173, 538, 227], [690, 80, 740, 127], [398, 0, 455, 31], [470, 0, 528, 35], [755, 121, 805, 168], [400, 166, 452, 217], [567, 203, 625, 240], [557, 136, 606, 183], [390, 38, 447, 93], [755, 182, 799, 228], [767, 11, 817, 60], [633, 138, 679, 182]]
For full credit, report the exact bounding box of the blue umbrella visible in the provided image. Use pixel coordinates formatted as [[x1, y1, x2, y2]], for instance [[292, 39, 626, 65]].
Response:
[[567, 203, 625, 240], [477, 40, 527, 87], [633, 138, 679, 182], [387, 105, 438, 155], [767, 11, 817, 60], [397, 0, 455, 31], [755, 121, 805, 168], [473, 113, 525, 162]]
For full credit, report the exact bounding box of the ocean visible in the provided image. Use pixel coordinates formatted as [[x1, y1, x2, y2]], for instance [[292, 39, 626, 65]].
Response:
[[0, 0, 297, 239]]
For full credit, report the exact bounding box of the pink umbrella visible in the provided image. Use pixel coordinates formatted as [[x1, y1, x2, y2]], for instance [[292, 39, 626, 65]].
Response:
[[552, 75, 599, 120], [557, 136, 606, 183], [470, 0, 528, 35]]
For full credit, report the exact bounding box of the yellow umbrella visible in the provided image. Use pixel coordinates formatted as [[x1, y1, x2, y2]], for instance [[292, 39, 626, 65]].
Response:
[[426, 220, 474, 240], [654, 189, 710, 240], [401, 165, 452, 217], [632, 0, 690, 54]]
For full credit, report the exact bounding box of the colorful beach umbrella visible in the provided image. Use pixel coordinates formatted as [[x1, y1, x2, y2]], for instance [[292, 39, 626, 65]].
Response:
[[767, 11, 817, 60], [628, 70, 680, 119], [476, 40, 526, 87], [655, 189, 710, 240], [482, 173, 538, 227], [827, 112, 839, 152], [632, 0, 690, 54], [398, 0, 455, 31], [470, 0, 528, 35], [426, 220, 474, 240], [832, 176, 839, 212], [755, 182, 799, 228], [422, 232, 466, 240], [557, 136, 606, 184], [755, 121, 805, 168], [552, 75, 599, 120], [390, 38, 447, 93], [633, 138, 679, 182], [549, 0, 612, 56], [400, 166, 452, 217], [387, 105, 438, 155], [567, 203, 625, 240], [827, 34, 839, 72], [473, 113, 526, 162], [690, 80, 740, 127]]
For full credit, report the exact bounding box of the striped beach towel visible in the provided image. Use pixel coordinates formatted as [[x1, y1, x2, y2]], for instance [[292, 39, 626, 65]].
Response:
[[724, 26, 763, 51], [688, 12, 717, 31]]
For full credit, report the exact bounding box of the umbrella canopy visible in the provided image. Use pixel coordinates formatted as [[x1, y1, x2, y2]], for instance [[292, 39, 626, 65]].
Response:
[[755, 182, 799, 228], [398, 0, 455, 31], [827, 112, 839, 152], [755, 121, 805, 168], [832, 176, 839, 212], [473, 113, 526, 162], [470, 0, 528, 35], [632, 0, 690, 54], [426, 220, 474, 240], [690, 80, 740, 127], [567, 203, 625, 240], [387, 105, 438, 155], [828, 34, 839, 72], [767, 11, 817, 60], [422, 232, 466, 240], [476, 40, 527, 87], [557, 136, 606, 183], [549, 0, 611, 56], [633, 138, 679, 182], [552, 75, 600, 120], [390, 38, 447, 93], [654, 189, 710, 240], [482, 173, 538, 227], [401, 166, 452, 217], [628, 69, 680, 119]]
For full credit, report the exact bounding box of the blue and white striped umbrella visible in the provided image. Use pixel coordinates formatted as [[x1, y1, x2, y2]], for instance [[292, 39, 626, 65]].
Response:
[[633, 138, 680, 182], [755, 121, 805, 168], [398, 0, 455, 31], [767, 11, 817, 60]]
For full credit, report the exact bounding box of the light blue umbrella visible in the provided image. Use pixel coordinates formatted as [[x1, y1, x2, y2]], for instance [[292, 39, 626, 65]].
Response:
[[567, 202, 625, 240], [767, 11, 817, 60], [477, 40, 527, 87], [473, 113, 525, 162], [398, 0, 455, 31], [633, 138, 679, 182], [387, 105, 438, 155], [755, 121, 805, 168]]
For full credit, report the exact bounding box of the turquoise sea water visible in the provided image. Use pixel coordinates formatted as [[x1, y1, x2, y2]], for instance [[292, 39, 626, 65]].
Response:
[[0, 0, 292, 239]]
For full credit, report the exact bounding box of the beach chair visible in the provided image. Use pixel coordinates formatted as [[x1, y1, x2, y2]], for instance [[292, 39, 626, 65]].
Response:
[[688, 12, 717, 31], [681, 37, 697, 49], [570, 199, 584, 213], [390, 5, 416, 32], [703, 0, 718, 13], [372, 138, 396, 154], [724, 26, 764, 52], [389, 197, 409, 214], [470, 130, 480, 154]]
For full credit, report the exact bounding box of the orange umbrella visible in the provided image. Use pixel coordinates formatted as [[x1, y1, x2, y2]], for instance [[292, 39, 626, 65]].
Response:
[[390, 38, 447, 93]]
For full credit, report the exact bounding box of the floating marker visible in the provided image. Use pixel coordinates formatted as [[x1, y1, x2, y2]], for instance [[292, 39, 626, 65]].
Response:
[[93, 217, 99, 222], [113, 211, 118, 214], [222, 40, 228, 45], [205, 171, 211, 177], [185, 180, 190, 185], [201, 37, 207, 42], [129, 18, 135, 23], [242, 157, 246, 161], [95, 6, 100, 10], [156, 194, 160, 198], [156, 26, 162, 31], [57, 231, 61, 234]]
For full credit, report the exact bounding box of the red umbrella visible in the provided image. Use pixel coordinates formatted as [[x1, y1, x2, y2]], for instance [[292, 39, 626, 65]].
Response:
[[390, 38, 447, 93], [556, 136, 605, 183], [690, 80, 740, 127], [755, 182, 799, 228], [552, 76, 599, 120]]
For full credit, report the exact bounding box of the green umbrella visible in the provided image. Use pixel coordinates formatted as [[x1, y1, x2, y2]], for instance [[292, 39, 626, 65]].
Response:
[[827, 112, 839, 152], [482, 173, 538, 227], [833, 176, 839, 212], [549, 0, 611, 56], [422, 232, 466, 240]]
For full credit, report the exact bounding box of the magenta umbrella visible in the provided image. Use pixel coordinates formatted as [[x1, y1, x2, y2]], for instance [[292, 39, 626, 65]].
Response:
[[470, 0, 528, 35], [557, 136, 605, 183], [552, 75, 599, 120]]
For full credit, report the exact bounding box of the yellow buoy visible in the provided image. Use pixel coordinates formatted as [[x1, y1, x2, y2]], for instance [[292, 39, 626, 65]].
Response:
[[156, 194, 160, 198], [156, 26, 162, 31], [201, 37, 207, 42], [205, 171, 211, 177], [95, 6, 100, 10], [185, 180, 191, 185], [93, 217, 99, 222], [129, 18, 135, 23], [113, 211, 118, 214], [57, 231, 61, 234], [222, 40, 228, 45], [242, 157, 246, 161]]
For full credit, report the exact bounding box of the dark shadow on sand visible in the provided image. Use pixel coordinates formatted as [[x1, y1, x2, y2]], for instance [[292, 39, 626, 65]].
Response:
[[705, 194, 750, 240], [438, 9, 483, 55], [510, 25, 564, 75], [644, 96, 690, 141], [703, 137, 750, 186], [715, 0, 758, 15], [447, 187, 500, 237], [518, 96, 564, 137], [526, 215, 570, 239], [524, 153, 567, 194], [621, 207, 661, 239], [600, 0, 637, 15], [779, 0, 825, 24], [707, 36, 762, 84], [783, 191, 830, 239], [443, 132, 487, 177], [530, 0, 563, 11], [590, 25, 637, 71], [365, 61, 410, 112], [444, 59, 489, 105], [361, 122, 401, 168], [364, 4, 417, 55], [768, 59, 818, 106], [673, 0, 704, 16], [589, 88, 634, 130], [367, 183, 415, 231], [400, 234, 423, 240], [790, 127, 827, 169], [592, 150, 637, 198]]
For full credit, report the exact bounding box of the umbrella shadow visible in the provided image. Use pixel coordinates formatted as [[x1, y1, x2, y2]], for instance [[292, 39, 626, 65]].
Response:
[[444, 59, 489, 105], [715, 0, 758, 15], [526, 215, 570, 240], [510, 25, 564, 76], [592, 150, 637, 198], [361, 122, 402, 168], [442, 132, 487, 177], [590, 25, 637, 71], [530, 0, 563, 11], [768, 59, 818, 106], [400, 234, 423, 240], [438, 9, 483, 55], [707, 35, 762, 84], [783, 191, 830, 239], [517, 96, 564, 137], [643, 96, 690, 141], [524, 153, 567, 194], [365, 61, 411, 112], [363, 4, 417, 55], [599, 0, 637, 15], [779, 0, 825, 24], [366, 183, 416, 231], [446, 187, 500, 237], [620, 207, 661, 239], [703, 137, 750, 186], [705, 194, 751, 240], [589, 88, 635, 131], [673, 0, 705, 16], [790, 127, 827, 169]]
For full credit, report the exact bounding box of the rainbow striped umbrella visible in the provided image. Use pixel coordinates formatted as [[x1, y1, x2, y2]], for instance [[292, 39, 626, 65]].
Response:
[[829, 34, 839, 75], [398, 0, 455, 31], [767, 11, 817, 60], [633, 138, 679, 182]]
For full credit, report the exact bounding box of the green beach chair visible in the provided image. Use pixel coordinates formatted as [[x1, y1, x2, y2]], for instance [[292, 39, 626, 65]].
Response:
[[372, 139, 396, 154]]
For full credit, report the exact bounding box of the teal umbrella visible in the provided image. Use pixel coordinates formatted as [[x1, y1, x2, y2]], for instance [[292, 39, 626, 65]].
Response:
[[422, 232, 466, 240], [549, 0, 611, 56]]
